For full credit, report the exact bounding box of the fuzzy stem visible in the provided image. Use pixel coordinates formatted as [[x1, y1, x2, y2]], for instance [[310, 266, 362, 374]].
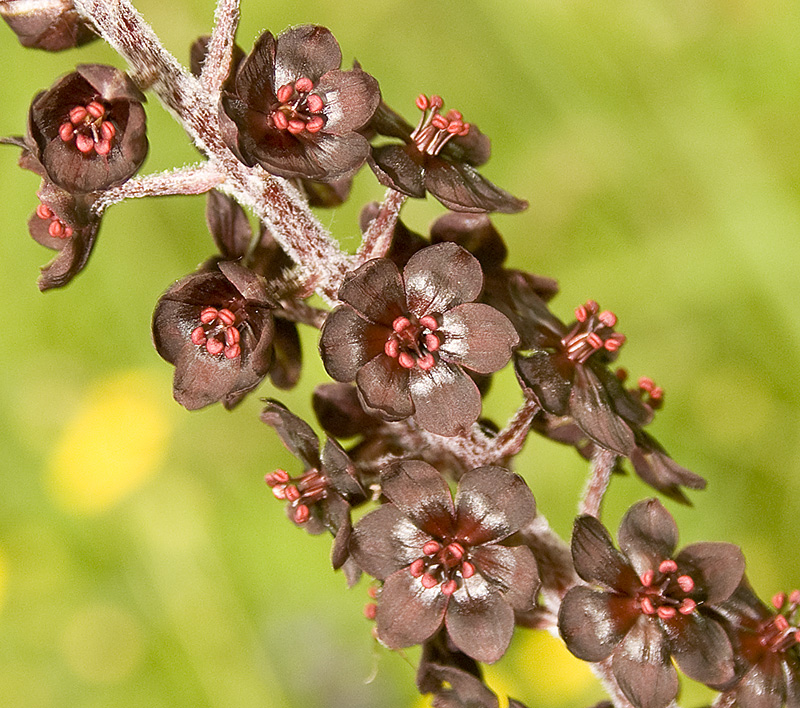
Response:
[[201, 0, 241, 93], [579, 448, 617, 518], [355, 188, 407, 265]]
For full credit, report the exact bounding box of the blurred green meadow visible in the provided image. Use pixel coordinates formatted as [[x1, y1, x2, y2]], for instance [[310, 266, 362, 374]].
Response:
[[1, 0, 800, 706]]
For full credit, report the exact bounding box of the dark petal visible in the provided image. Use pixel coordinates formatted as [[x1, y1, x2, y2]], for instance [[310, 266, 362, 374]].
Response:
[[315, 68, 380, 134], [425, 159, 527, 214], [1, 3, 97, 52], [428, 666, 499, 708], [664, 613, 735, 686], [172, 344, 242, 410], [569, 365, 635, 456], [206, 191, 252, 259], [217, 261, 270, 303], [37, 223, 98, 290], [732, 663, 785, 708], [232, 30, 277, 112], [594, 364, 653, 428], [441, 123, 492, 168], [409, 362, 481, 437], [321, 437, 365, 501], [300, 175, 352, 208], [260, 400, 321, 468], [618, 499, 679, 577], [268, 317, 302, 390], [273, 25, 342, 86], [377, 569, 447, 648], [446, 572, 515, 663], [302, 132, 373, 180], [558, 586, 637, 662], [319, 305, 388, 381], [151, 298, 191, 365], [631, 431, 706, 503], [470, 545, 539, 611], [676, 542, 745, 604], [369, 144, 426, 198], [612, 616, 678, 708], [350, 504, 431, 579], [330, 513, 352, 570], [356, 353, 414, 419], [570, 515, 638, 591], [508, 282, 567, 349], [439, 303, 519, 374], [515, 350, 571, 416], [784, 657, 800, 708], [404, 242, 483, 315], [312, 382, 382, 438], [454, 466, 536, 545], [381, 460, 455, 537], [417, 633, 482, 695], [368, 100, 415, 141], [429, 212, 507, 272], [75, 64, 146, 102], [337, 257, 406, 325]]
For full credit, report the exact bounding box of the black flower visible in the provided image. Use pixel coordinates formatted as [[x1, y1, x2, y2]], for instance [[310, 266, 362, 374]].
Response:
[[367, 95, 527, 213], [220, 25, 380, 181], [350, 460, 539, 663], [558, 499, 744, 708], [319, 242, 519, 437]]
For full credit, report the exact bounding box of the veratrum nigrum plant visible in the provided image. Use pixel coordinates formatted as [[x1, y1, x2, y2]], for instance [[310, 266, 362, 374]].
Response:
[[2, 2, 797, 708]]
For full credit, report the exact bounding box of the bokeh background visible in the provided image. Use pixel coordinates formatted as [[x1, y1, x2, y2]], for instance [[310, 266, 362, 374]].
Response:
[[2, 0, 800, 706]]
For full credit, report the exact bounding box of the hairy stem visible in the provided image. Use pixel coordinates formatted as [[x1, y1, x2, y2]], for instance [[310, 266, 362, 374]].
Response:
[[579, 448, 617, 518], [355, 188, 407, 265], [201, 0, 240, 94]]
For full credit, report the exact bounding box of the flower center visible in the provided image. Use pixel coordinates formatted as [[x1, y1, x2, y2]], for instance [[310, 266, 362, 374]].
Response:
[[270, 77, 326, 135], [265, 468, 329, 523], [58, 100, 116, 156], [383, 313, 441, 371], [410, 94, 470, 156], [637, 559, 698, 619], [189, 306, 242, 359], [407, 539, 476, 596], [561, 300, 626, 364], [759, 591, 800, 653], [35, 203, 72, 239]]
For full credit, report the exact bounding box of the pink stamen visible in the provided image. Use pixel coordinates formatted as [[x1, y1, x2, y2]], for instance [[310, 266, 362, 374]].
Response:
[[422, 540, 441, 556], [384, 339, 400, 358], [225, 327, 240, 346], [679, 598, 697, 614], [775, 615, 790, 632], [446, 542, 465, 561], [287, 120, 305, 134], [224, 344, 241, 359], [206, 338, 224, 355], [86, 101, 105, 118], [575, 305, 588, 322], [69, 106, 88, 123], [200, 307, 218, 323], [58, 123, 74, 142], [461, 561, 475, 579], [430, 95, 443, 109], [421, 573, 438, 589], [271, 485, 287, 500], [190, 327, 207, 345], [368, 586, 378, 599], [294, 504, 310, 523], [415, 94, 429, 111], [790, 590, 800, 605], [431, 113, 448, 130], [441, 580, 457, 596], [94, 140, 111, 156], [409, 559, 425, 577], [276, 84, 293, 103], [217, 308, 236, 326], [36, 204, 53, 219], [306, 94, 324, 113], [641, 597, 656, 615], [657, 606, 677, 620], [284, 485, 301, 502], [677, 575, 695, 593], [295, 77, 313, 93], [659, 560, 678, 574], [424, 333, 440, 352], [640, 570, 654, 587], [48, 221, 65, 238], [419, 315, 438, 330], [598, 310, 617, 328], [418, 354, 435, 371], [75, 134, 94, 153], [586, 332, 603, 349], [392, 316, 411, 332], [364, 603, 377, 620], [306, 116, 324, 133], [398, 352, 415, 369], [100, 121, 116, 140], [273, 111, 289, 130]]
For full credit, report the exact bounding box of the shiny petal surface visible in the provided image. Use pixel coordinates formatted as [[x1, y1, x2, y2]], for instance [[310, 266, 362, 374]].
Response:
[[404, 243, 483, 315], [337, 258, 406, 325], [409, 361, 481, 437], [665, 613, 735, 686], [316, 69, 380, 134], [381, 460, 455, 537], [356, 353, 413, 419], [377, 569, 447, 648], [369, 144, 426, 197], [618, 499, 678, 577], [470, 544, 539, 611], [676, 542, 745, 604], [439, 303, 519, 374], [273, 25, 342, 87], [425, 159, 527, 214], [570, 364, 634, 456], [571, 515, 638, 591], [260, 400, 320, 468], [319, 305, 388, 381]]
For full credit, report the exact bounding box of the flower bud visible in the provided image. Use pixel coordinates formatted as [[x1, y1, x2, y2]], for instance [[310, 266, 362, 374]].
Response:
[[0, 0, 97, 52]]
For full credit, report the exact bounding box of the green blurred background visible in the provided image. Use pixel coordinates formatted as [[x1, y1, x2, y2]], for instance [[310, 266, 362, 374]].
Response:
[[2, 0, 800, 706]]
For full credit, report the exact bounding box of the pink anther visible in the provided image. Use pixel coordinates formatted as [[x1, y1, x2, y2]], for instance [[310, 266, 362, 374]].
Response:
[[415, 94, 429, 111], [446, 120, 463, 134], [48, 220, 65, 238], [75, 133, 94, 153], [224, 344, 241, 359], [217, 308, 236, 326], [575, 305, 588, 322], [650, 386, 664, 400], [276, 84, 294, 103], [36, 204, 53, 219], [69, 106, 88, 123], [200, 307, 218, 323], [441, 580, 457, 596], [86, 101, 105, 118], [206, 338, 224, 355], [100, 121, 116, 140], [306, 94, 324, 113], [368, 585, 378, 599], [272, 111, 289, 130], [461, 561, 475, 579], [58, 123, 74, 142], [419, 315, 438, 330], [446, 542, 465, 561], [679, 598, 697, 614], [94, 140, 111, 156], [458, 123, 470, 137], [422, 540, 442, 556], [640, 570, 654, 587], [421, 573, 438, 589], [658, 559, 678, 574], [288, 119, 305, 134], [431, 113, 448, 130], [789, 590, 800, 605], [295, 77, 313, 93], [271, 485, 287, 500], [446, 109, 463, 122], [418, 354, 435, 371], [190, 327, 207, 345], [586, 332, 603, 350], [409, 558, 425, 577], [225, 327, 240, 346], [294, 504, 310, 523], [398, 352, 415, 369], [598, 310, 617, 328], [364, 603, 377, 620], [641, 597, 656, 615], [657, 606, 677, 620], [424, 333, 440, 353], [306, 116, 324, 133], [604, 338, 622, 352], [384, 339, 400, 358], [284, 485, 301, 502], [677, 575, 695, 593], [776, 615, 790, 632], [638, 377, 655, 391], [392, 316, 411, 332], [430, 95, 443, 109]]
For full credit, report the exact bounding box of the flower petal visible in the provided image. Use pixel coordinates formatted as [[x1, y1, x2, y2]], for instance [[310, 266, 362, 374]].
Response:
[[172, 344, 242, 410], [515, 350, 572, 416], [570, 515, 638, 591], [315, 68, 380, 134], [676, 542, 745, 605], [381, 460, 456, 537], [446, 573, 515, 663], [356, 353, 414, 419], [273, 25, 342, 87], [404, 242, 483, 315], [369, 144, 426, 198], [558, 586, 637, 662], [612, 615, 678, 708], [665, 613, 735, 686], [438, 303, 519, 374], [376, 569, 447, 648], [455, 466, 536, 545], [260, 400, 320, 468], [618, 499, 678, 577], [425, 159, 527, 214], [337, 258, 406, 325], [409, 361, 481, 437], [319, 305, 388, 381], [470, 544, 539, 611], [732, 662, 785, 708], [350, 504, 430, 580]]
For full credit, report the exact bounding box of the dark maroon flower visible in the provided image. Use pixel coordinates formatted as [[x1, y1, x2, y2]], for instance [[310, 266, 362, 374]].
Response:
[[558, 499, 744, 708], [350, 460, 539, 663], [261, 401, 365, 576], [0, 0, 97, 51], [515, 295, 652, 455], [319, 242, 520, 437], [28, 65, 147, 194], [152, 261, 276, 410], [714, 582, 800, 708], [220, 25, 380, 181], [367, 95, 527, 213]]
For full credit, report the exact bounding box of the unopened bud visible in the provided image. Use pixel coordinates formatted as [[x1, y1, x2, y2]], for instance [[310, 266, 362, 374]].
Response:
[[0, 0, 97, 52]]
